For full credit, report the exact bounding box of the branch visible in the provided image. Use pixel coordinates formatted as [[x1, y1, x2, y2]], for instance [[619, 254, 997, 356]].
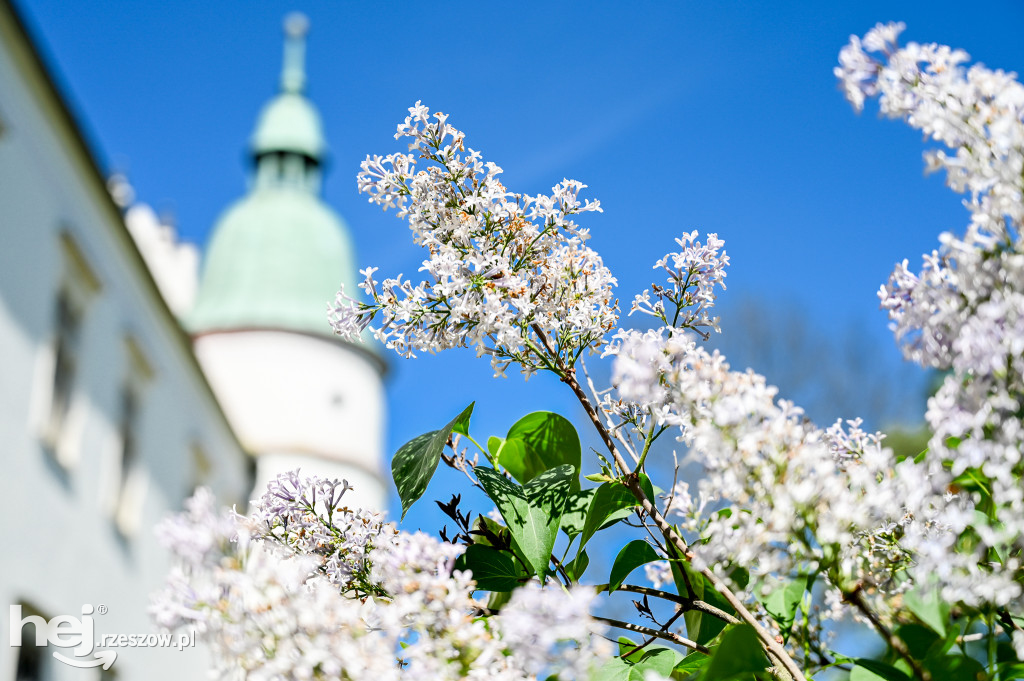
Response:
[[611, 584, 740, 624], [474, 603, 706, 654], [440, 443, 483, 491], [844, 586, 931, 681], [549, 553, 573, 587], [579, 355, 641, 464], [621, 608, 686, 658]]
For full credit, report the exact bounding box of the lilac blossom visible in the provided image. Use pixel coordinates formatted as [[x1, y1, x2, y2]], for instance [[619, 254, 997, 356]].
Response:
[[330, 103, 617, 377], [838, 22, 1024, 626], [250, 469, 397, 592], [153, 478, 611, 680]]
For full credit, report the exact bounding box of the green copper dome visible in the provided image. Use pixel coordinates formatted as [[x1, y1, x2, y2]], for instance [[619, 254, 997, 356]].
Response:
[[189, 13, 369, 350], [189, 190, 358, 336]]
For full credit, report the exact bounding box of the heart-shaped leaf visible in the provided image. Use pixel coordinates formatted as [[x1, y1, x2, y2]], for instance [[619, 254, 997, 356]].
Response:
[[497, 412, 582, 488]]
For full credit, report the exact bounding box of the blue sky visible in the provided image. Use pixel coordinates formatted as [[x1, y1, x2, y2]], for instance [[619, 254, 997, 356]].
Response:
[[16, 0, 1024, 528]]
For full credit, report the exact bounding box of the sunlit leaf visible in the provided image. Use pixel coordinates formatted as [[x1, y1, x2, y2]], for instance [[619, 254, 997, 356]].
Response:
[[392, 403, 474, 518]]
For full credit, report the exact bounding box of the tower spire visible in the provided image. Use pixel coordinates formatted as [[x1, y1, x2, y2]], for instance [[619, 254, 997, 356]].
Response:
[[280, 12, 309, 94]]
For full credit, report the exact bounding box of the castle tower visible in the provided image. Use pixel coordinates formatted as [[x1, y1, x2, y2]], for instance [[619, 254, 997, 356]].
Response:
[[189, 13, 386, 510]]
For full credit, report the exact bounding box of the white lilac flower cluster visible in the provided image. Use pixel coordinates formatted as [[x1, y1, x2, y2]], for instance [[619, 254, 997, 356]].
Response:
[[630, 231, 729, 339], [601, 230, 946, 615], [497, 582, 611, 680], [838, 22, 1024, 618], [250, 470, 396, 592], [329, 102, 618, 377], [152, 489, 388, 681], [152, 475, 609, 681], [611, 329, 919, 597]]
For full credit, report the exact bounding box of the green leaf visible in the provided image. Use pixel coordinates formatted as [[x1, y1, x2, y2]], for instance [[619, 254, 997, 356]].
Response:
[[997, 662, 1024, 679], [894, 624, 938, 660], [671, 553, 703, 642], [617, 636, 642, 662], [616, 638, 684, 674], [703, 624, 769, 680], [487, 436, 502, 456], [728, 566, 751, 592], [593, 658, 640, 681], [922, 655, 984, 681], [452, 406, 474, 436], [903, 585, 950, 637], [494, 437, 528, 474], [578, 481, 640, 553], [497, 412, 582, 488], [608, 539, 661, 592], [760, 578, 805, 635], [633, 648, 683, 677], [637, 472, 660, 501], [673, 652, 709, 676], [455, 544, 526, 592], [476, 465, 574, 579], [852, 659, 911, 681], [566, 550, 590, 581], [850, 667, 888, 681], [560, 488, 597, 538], [615, 639, 685, 679], [392, 403, 474, 518]]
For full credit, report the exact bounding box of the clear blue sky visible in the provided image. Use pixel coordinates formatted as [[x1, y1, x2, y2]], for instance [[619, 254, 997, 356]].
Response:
[[16, 0, 1024, 528]]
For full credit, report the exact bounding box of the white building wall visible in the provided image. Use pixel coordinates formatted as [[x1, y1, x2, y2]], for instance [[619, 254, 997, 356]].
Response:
[[194, 330, 386, 511], [0, 7, 251, 681]]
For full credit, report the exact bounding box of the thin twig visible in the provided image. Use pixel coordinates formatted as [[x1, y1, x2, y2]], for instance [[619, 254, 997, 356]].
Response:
[[440, 446, 483, 491], [844, 586, 931, 681], [473, 599, 706, 656], [595, 615, 709, 655], [579, 354, 641, 464], [621, 609, 686, 658], [548, 554, 573, 587], [638, 518, 669, 554]]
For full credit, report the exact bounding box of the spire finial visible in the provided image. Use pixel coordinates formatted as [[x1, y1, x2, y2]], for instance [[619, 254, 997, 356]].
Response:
[[280, 12, 309, 94]]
